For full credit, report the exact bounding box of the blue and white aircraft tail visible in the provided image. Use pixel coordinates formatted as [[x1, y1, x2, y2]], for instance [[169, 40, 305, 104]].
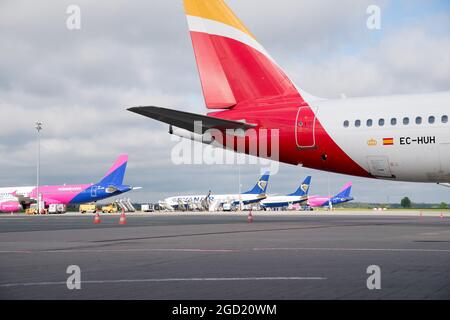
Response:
[[287, 176, 312, 197], [243, 172, 270, 195], [260, 176, 312, 209]]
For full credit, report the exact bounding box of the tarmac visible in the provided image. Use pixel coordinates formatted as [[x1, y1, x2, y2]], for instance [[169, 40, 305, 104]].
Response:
[[0, 211, 449, 299]]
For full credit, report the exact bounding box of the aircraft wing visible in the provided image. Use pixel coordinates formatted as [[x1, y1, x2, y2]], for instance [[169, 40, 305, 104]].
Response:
[[128, 106, 256, 134]]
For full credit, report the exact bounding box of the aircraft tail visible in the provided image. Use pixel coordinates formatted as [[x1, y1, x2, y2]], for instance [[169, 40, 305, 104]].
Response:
[[98, 155, 128, 186], [243, 172, 270, 195], [288, 176, 312, 197], [183, 0, 311, 109], [335, 182, 352, 198]]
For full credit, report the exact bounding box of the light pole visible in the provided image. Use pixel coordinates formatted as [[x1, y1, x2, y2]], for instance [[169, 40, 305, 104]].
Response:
[[35, 121, 43, 214]]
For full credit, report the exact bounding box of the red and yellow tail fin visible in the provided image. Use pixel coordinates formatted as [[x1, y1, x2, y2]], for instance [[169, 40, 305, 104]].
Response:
[[183, 0, 305, 109]]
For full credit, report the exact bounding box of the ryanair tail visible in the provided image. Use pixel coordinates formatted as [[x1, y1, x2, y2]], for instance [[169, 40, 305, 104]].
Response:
[[288, 176, 312, 197], [243, 172, 270, 195], [98, 154, 128, 186], [183, 0, 310, 109]]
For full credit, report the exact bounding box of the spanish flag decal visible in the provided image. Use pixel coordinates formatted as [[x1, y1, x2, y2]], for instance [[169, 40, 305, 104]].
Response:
[[383, 138, 394, 145]]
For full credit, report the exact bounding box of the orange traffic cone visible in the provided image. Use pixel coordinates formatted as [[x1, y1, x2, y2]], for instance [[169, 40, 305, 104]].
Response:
[[247, 211, 253, 223], [119, 210, 127, 225], [93, 212, 101, 224]]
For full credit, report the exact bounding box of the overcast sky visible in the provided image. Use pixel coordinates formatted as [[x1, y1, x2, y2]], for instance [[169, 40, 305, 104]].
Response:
[[0, 0, 449, 204]]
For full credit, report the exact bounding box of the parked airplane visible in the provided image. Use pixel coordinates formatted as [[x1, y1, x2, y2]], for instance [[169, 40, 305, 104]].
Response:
[[0, 155, 134, 213], [260, 176, 311, 209], [0, 191, 24, 213], [163, 172, 270, 211], [129, 0, 450, 184], [307, 182, 354, 209]]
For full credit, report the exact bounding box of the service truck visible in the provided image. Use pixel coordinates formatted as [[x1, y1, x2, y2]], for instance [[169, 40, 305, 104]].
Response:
[[79, 203, 97, 214], [101, 203, 119, 213], [141, 204, 155, 212], [48, 204, 66, 214]]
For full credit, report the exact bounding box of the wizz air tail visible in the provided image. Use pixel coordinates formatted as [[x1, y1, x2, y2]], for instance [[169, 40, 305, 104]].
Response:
[[183, 0, 313, 109], [334, 182, 352, 199], [288, 176, 312, 197], [98, 154, 128, 186], [243, 172, 270, 195]]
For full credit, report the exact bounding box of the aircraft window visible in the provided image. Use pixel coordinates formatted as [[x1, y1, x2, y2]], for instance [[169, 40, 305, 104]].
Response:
[[416, 117, 422, 125], [343, 120, 349, 128], [355, 120, 361, 127], [403, 117, 409, 125], [366, 119, 373, 127], [428, 116, 435, 124], [442, 115, 448, 123], [391, 118, 397, 126], [378, 118, 385, 126]]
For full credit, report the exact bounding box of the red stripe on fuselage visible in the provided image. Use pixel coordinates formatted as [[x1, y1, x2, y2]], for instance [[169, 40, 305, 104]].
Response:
[[195, 33, 370, 178]]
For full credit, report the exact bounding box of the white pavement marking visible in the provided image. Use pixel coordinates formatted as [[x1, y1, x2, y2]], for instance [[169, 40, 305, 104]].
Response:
[[1, 247, 449, 254], [252, 247, 450, 253], [0, 248, 240, 254], [0, 277, 327, 288]]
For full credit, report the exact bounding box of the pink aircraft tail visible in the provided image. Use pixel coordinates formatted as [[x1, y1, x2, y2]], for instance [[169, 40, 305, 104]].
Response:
[[99, 154, 128, 186]]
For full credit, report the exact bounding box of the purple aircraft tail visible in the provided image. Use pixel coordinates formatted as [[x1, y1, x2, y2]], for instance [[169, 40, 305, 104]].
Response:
[[99, 154, 128, 186], [335, 182, 352, 198]]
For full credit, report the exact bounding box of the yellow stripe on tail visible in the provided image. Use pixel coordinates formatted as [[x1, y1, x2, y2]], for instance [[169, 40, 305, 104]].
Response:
[[184, 0, 255, 39]]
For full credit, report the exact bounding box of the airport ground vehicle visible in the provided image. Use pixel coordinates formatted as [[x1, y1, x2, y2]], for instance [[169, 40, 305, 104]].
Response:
[[48, 204, 67, 214], [141, 204, 155, 212], [79, 203, 97, 214], [101, 203, 119, 213], [222, 203, 232, 211], [25, 208, 37, 215], [26, 203, 47, 215]]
